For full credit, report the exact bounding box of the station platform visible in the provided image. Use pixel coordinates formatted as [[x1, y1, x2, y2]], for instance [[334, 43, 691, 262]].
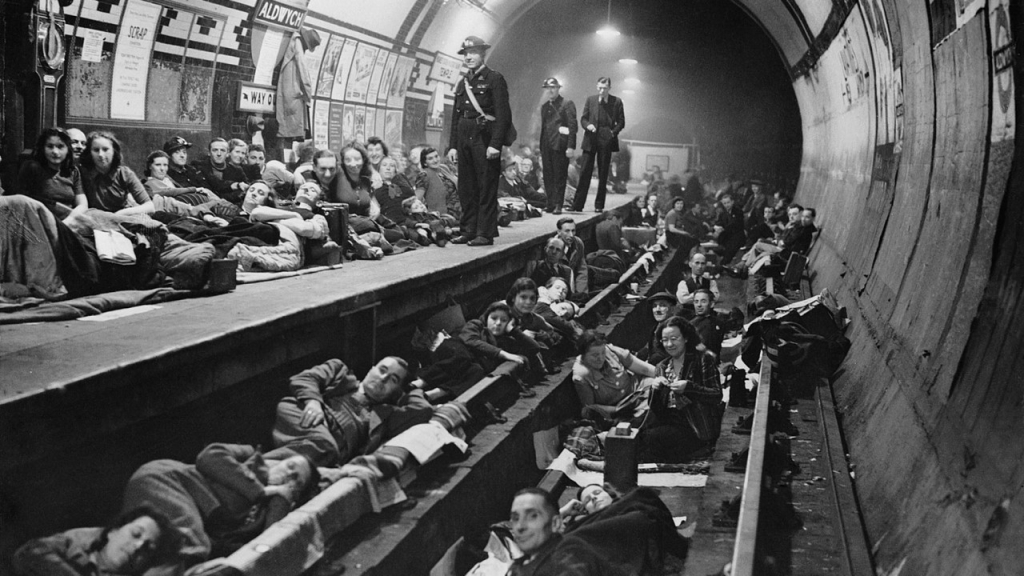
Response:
[[0, 187, 642, 559]]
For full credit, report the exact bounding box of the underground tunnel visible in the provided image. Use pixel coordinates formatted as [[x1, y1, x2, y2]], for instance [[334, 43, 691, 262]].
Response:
[[0, 0, 1021, 574]]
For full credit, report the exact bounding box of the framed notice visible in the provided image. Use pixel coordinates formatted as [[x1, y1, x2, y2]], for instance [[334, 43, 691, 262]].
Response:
[[376, 52, 399, 107], [429, 52, 461, 85], [331, 38, 358, 101], [110, 0, 162, 120], [365, 49, 391, 104], [346, 43, 379, 102]]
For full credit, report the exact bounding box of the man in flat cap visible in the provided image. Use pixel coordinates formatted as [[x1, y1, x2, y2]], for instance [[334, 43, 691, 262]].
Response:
[[539, 77, 577, 214], [446, 36, 512, 247]]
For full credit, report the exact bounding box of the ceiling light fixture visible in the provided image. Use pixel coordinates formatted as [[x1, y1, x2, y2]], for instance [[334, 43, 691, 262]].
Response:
[[596, 0, 620, 36]]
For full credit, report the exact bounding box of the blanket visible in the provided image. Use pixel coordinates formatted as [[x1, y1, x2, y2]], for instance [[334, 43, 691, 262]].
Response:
[[563, 487, 689, 575], [0, 287, 193, 324]]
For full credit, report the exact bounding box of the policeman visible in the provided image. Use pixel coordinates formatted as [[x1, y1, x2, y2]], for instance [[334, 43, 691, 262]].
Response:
[[446, 36, 512, 246], [539, 77, 577, 214]]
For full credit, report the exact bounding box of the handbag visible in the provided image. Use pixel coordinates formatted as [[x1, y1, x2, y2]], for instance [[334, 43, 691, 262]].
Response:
[[463, 78, 517, 147]]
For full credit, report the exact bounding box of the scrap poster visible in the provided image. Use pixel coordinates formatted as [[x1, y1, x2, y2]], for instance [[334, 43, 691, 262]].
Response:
[[110, 0, 162, 120], [346, 43, 379, 102]]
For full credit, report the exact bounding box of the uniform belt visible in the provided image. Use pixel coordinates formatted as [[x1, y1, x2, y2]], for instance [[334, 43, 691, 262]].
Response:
[[462, 112, 481, 119]]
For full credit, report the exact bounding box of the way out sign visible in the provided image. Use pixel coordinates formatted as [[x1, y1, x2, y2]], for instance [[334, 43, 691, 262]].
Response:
[[238, 82, 277, 113]]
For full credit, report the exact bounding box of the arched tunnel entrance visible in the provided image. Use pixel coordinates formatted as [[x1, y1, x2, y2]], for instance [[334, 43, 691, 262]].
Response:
[[0, 0, 1021, 573]]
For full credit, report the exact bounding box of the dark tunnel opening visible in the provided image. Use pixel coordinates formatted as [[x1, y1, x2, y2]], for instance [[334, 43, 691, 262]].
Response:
[[488, 0, 803, 189]]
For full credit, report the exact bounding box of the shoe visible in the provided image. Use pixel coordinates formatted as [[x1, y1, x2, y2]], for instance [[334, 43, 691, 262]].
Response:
[[451, 235, 474, 244], [467, 237, 494, 246], [553, 208, 562, 215]]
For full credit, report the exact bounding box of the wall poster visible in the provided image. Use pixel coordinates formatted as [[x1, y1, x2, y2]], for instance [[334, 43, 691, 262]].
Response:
[[387, 55, 415, 109], [385, 110, 403, 148], [375, 108, 387, 142], [353, 106, 367, 143], [313, 99, 330, 150], [316, 35, 345, 97], [342, 103, 356, 143], [110, 0, 162, 120], [328, 102, 345, 153], [364, 107, 376, 141], [365, 49, 391, 104], [302, 30, 330, 96], [376, 52, 399, 107], [346, 43, 380, 102], [330, 38, 358, 101]]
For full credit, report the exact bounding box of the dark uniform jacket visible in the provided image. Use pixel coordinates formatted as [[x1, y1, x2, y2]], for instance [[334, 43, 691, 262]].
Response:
[[191, 157, 248, 204], [580, 94, 625, 153], [447, 66, 511, 151], [541, 95, 578, 152]]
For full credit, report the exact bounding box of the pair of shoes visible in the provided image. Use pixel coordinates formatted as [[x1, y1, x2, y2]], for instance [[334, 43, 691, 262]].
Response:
[[467, 237, 494, 246], [451, 235, 474, 244]]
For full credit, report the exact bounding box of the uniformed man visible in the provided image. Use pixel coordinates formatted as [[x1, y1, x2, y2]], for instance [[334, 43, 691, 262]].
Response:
[[446, 36, 512, 247], [539, 78, 578, 215]]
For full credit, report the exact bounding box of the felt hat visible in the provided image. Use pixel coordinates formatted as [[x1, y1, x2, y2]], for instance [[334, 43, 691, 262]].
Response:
[[646, 290, 676, 304], [163, 136, 192, 154], [542, 77, 561, 88], [458, 36, 491, 54]]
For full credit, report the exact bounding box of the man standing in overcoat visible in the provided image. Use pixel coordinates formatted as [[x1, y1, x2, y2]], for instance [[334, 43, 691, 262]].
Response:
[[572, 77, 625, 212]]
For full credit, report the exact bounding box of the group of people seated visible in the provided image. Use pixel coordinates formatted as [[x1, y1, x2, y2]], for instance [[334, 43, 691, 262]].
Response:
[[641, 171, 818, 278], [1, 128, 556, 303]]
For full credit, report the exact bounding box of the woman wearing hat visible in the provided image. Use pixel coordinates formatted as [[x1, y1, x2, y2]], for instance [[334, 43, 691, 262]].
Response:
[[162, 136, 219, 205]]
